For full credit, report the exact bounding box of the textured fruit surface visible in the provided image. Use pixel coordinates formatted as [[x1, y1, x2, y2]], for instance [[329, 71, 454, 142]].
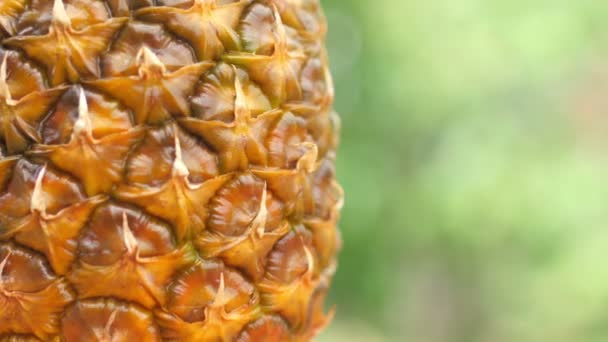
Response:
[[0, 0, 342, 340]]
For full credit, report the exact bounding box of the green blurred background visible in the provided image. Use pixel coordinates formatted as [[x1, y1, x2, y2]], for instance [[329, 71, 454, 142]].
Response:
[[318, 1, 608, 341]]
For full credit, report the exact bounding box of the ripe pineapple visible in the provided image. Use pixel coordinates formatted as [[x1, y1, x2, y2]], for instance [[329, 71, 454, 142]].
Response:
[[0, 0, 342, 340]]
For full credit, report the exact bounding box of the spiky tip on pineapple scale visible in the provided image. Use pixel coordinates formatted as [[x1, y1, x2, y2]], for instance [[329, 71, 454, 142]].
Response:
[[0, 0, 341, 341]]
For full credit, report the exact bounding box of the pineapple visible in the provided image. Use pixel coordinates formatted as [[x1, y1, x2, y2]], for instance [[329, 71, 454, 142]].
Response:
[[0, 0, 342, 340]]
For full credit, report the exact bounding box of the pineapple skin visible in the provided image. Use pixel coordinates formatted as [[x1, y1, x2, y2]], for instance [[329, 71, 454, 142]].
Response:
[[0, 0, 342, 341]]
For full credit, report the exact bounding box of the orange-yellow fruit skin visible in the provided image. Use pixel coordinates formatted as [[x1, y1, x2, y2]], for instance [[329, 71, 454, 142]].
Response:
[[0, 0, 341, 341]]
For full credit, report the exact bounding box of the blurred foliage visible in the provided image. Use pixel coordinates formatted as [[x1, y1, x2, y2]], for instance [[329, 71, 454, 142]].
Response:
[[319, 0, 608, 341]]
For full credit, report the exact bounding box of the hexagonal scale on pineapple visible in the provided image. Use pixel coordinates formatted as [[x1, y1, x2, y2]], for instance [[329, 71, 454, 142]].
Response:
[[60, 298, 161, 342], [180, 73, 283, 172], [69, 204, 196, 308], [29, 88, 144, 196], [136, 0, 248, 60], [14, 0, 110, 36], [267, 111, 315, 169], [4, 0, 127, 86], [158, 259, 260, 341], [0, 0, 26, 36], [225, 6, 306, 105], [197, 173, 290, 280], [236, 315, 292, 342], [191, 63, 272, 123], [116, 128, 231, 242], [258, 227, 326, 331], [1, 163, 106, 275], [40, 87, 133, 145], [101, 21, 196, 77], [0, 243, 74, 339], [86, 47, 213, 124], [0, 54, 67, 155], [125, 123, 218, 187]]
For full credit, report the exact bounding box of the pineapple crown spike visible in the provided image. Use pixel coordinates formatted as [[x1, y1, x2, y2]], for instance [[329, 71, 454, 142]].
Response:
[[251, 183, 269, 238], [136, 47, 167, 77], [101, 310, 119, 341], [73, 87, 93, 137], [172, 126, 190, 178], [31, 164, 48, 215], [302, 240, 315, 280], [121, 211, 139, 255], [233, 67, 252, 128], [297, 142, 319, 173], [210, 272, 230, 309], [0, 250, 11, 277], [0, 54, 14, 105], [323, 50, 335, 103], [272, 6, 288, 52], [52, 0, 71, 26]]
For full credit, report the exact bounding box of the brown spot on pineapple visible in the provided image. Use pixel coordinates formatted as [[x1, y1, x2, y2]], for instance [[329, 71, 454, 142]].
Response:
[[180, 72, 283, 171], [70, 204, 196, 308], [87, 47, 213, 124], [157, 259, 260, 341], [61, 299, 161, 342], [5, 0, 127, 86], [136, 0, 248, 60], [197, 173, 289, 280], [0, 243, 74, 340]]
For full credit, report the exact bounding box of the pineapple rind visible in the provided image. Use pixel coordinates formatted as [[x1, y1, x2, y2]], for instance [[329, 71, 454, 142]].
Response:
[[0, 0, 341, 340]]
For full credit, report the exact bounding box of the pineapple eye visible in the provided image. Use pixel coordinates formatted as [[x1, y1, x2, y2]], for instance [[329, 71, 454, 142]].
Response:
[[268, 112, 315, 169], [236, 315, 292, 342], [13, 0, 110, 36], [0, 243, 74, 338], [309, 158, 341, 219], [126, 124, 218, 187], [265, 226, 315, 284], [101, 22, 195, 78], [207, 173, 285, 237], [61, 299, 160, 342], [164, 260, 258, 325], [191, 63, 271, 123], [41, 88, 132, 145], [0, 50, 45, 100]]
